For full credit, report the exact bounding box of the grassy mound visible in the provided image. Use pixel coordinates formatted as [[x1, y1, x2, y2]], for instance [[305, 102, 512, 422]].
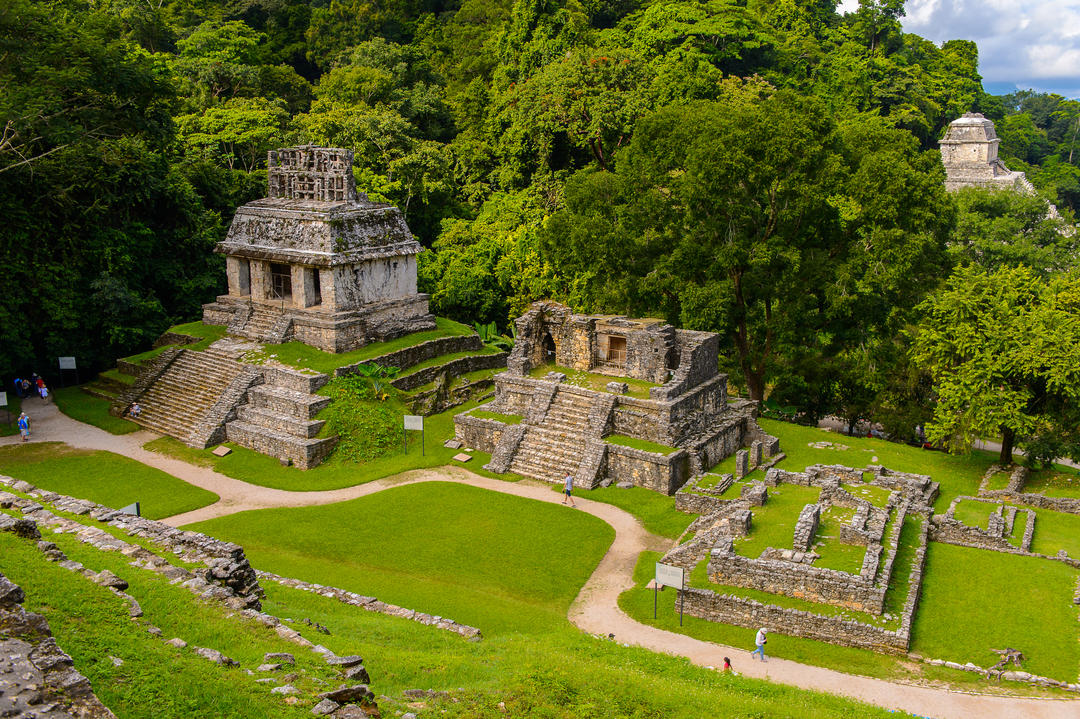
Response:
[[53, 387, 139, 435], [186, 482, 615, 635], [0, 442, 218, 519]]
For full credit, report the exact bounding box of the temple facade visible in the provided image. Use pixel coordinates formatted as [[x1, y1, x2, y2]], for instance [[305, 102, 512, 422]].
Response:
[[202, 145, 435, 352], [939, 113, 1035, 194]]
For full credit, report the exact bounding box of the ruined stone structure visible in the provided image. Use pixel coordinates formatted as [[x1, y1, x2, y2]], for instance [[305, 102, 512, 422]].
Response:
[[203, 146, 435, 352], [940, 114, 1031, 193], [665, 464, 937, 652], [454, 302, 779, 494]]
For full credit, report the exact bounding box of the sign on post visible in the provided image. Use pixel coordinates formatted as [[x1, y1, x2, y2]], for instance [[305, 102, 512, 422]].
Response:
[[58, 356, 78, 387], [403, 415, 425, 455], [0, 392, 7, 427], [654, 562, 686, 625]]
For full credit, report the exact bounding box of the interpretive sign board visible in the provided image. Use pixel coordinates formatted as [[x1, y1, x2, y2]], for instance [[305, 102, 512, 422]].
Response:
[[654, 562, 686, 625], [403, 415, 425, 455], [58, 357, 77, 370]]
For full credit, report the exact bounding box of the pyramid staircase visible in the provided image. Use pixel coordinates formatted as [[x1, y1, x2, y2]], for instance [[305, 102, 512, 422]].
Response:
[[225, 367, 337, 469], [508, 390, 592, 483], [114, 348, 259, 447], [226, 303, 294, 344]]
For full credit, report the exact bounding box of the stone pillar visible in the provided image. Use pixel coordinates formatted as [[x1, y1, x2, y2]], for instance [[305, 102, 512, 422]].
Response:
[[735, 449, 749, 478], [750, 440, 763, 468], [290, 265, 307, 308], [250, 260, 271, 302], [319, 268, 336, 311], [226, 256, 251, 296]]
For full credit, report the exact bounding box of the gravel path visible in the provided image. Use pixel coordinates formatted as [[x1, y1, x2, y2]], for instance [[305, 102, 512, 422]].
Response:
[[4, 401, 1078, 718]]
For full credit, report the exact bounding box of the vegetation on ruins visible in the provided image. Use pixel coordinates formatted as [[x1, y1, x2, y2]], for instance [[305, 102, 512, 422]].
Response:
[[2, 0, 1078, 460]]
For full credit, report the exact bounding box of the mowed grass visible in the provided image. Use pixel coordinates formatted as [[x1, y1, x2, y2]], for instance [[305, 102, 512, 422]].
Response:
[[572, 484, 696, 539], [735, 483, 821, 558], [911, 542, 1080, 681], [256, 578, 910, 719], [242, 317, 475, 374], [186, 482, 615, 635], [1024, 464, 1080, 498], [952, 499, 999, 529], [710, 419, 998, 512], [53, 387, 139, 434], [0, 532, 323, 719], [1030, 507, 1080, 559], [144, 397, 506, 491], [0, 442, 218, 519]]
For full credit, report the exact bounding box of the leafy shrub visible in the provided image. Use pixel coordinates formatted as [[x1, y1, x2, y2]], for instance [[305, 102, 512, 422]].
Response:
[[320, 376, 404, 462]]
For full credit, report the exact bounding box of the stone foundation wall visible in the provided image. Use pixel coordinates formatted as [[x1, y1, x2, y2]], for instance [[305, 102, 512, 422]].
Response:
[[391, 352, 508, 392], [707, 550, 887, 613], [336, 334, 483, 377], [611, 398, 663, 442], [224, 424, 336, 470], [678, 587, 909, 653], [603, 445, 690, 495], [202, 303, 235, 327], [262, 366, 329, 394], [453, 413, 506, 454]]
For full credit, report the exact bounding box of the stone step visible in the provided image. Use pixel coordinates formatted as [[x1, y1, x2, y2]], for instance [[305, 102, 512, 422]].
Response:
[[226, 421, 336, 470], [237, 406, 325, 439], [248, 385, 331, 420]]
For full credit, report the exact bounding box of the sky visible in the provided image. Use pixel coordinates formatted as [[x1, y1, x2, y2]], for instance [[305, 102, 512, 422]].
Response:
[[838, 0, 1080, 99]]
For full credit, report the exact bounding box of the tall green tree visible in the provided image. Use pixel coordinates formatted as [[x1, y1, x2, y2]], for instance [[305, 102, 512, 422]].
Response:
[[913, 265, 1080, 465]]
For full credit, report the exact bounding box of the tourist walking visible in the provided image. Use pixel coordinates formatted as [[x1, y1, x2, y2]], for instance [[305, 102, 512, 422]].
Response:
[[751, 628, 768, 661], [17, 412, 30, 442], [563, 472, 576, 507]]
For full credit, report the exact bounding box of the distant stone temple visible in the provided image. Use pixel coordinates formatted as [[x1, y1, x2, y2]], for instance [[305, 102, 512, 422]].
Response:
[[454, 302, 778, 494], [203, 146, 435, 352], [939, 113, 1036, 194]]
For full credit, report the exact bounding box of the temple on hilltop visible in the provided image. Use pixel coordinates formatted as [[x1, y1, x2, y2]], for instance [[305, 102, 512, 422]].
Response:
[[454, 302, 780, 494], [939, 113, 1037, 193], [202, 145, 436, 352]]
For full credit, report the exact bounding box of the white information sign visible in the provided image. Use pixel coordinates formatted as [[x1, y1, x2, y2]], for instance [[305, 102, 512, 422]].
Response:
[[655, 562, 685, 589], [403, 415, 424, 431], [58, 356, 77, 370], [0, 392, 6, 407]]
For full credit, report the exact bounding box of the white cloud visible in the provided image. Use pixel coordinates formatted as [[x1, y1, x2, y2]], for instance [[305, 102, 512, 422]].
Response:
[[836, 0, 1080, 98]]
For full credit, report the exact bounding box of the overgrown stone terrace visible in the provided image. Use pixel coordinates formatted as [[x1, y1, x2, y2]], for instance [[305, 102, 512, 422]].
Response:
[[454, 301, 780, 493], [0, 474, 485, 718]]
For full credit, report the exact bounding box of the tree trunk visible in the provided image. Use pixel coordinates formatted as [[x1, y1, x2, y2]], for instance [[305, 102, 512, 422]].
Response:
[[745, 371, 765, 402], [999, 426, 1015, 466]]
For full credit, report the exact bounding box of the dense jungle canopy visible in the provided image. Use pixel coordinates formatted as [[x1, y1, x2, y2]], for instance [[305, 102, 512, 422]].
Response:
[[2, 0, 1079, 452]]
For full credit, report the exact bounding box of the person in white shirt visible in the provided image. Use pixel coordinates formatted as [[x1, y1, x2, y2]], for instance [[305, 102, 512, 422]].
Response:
[[752, 628, 768, 661]]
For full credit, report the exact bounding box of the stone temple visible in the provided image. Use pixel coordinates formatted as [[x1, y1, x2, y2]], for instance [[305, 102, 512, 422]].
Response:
[[939, 113, 1036, 194], [202, 145, 435, 352], [454, 302, 779, 494]]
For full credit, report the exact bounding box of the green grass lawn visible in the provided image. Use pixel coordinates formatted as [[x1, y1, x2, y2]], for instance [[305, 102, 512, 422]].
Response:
[[241, 318, 474, 374], [121, 321, 227, 364], [0, 442, 218, 519], [952, 499, 999, 529], [1029, 507, 1080, 559], [735, 483, 821, 558], [1023, 464, 1080, 498], [186, 482, 614, 635], [470, 409, 523, 424], [842, 482, 892, 507], [54, 386, 139, 434], [911, 542, 1080, 681], [528, 363, 657, 398], [605, 434, 679, 455], [144, 397, 507, 491], [814, 506, 866, 574], [572, 484, 696, 539], [985, 469, 1013, 491], [709, 419, 998, 513]]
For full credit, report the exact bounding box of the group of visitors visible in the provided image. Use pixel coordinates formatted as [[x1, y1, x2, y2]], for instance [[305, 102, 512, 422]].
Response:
[[12, 374, 49, 402]]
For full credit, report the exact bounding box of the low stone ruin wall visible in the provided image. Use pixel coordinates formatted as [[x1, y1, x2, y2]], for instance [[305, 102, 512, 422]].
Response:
[[337, 334, 483, 377], [707, 550, 887, 613], [0, 572, 118, 718], [678, 587, 909, 653], [996, 492, 1080, 516], [391, 352, 508, 392], [929, 516, 1019, 553], [453, 413, 507, 454], [603, 444, 690, 495], [0, 476, 263, 609]]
